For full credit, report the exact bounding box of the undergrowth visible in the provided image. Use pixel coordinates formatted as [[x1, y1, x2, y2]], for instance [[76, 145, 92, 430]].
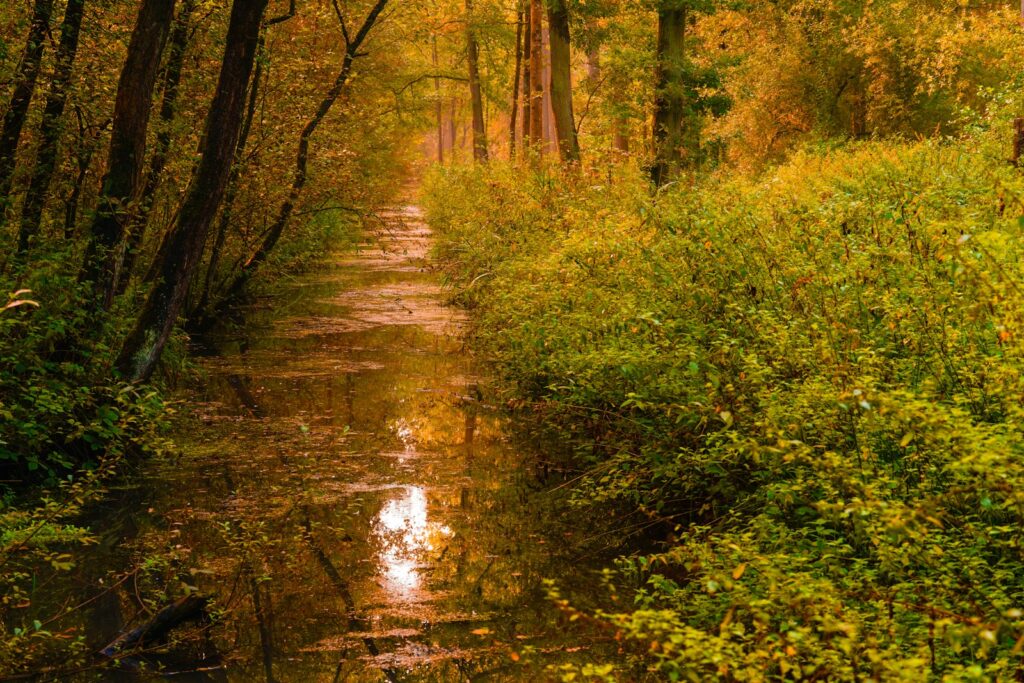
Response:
[[424, 106, 1024, 679]]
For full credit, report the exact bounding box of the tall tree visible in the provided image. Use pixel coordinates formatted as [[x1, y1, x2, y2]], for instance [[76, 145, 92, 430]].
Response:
[[520, 8, 533, 147], [78, 0, 177, 304], [204, 0, 390, 322], [527, 0, 543, 148], [651, 0, 687, 186], [116, 0, 198, 295], [465, 0, 488, 161], [547, 0, 580, 162], [433, 33, 444, 163], [16, 0, 87, 253], [117, 0, 269, 381], [0, 0, 56, 220], [194, 28, 268, 315], [509, 6, 524, 159]]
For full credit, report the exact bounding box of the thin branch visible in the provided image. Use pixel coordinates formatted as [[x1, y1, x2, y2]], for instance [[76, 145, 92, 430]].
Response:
[[266, 0, 296, 25]]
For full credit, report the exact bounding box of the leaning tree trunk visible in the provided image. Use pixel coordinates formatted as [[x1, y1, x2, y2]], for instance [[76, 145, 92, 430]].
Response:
[[193, 29, 266, 317], [527, 0, 543, 149], [16, 0, 86, 253], [0, 0, 56, 222], [79, 0, 176, 306], [117, 0, 268, 382], [547, 0, 579, 163], [209, 0, 390, 318], [651, 4, 687, 187], [509, 7, 523, 159], [116, 0, 198, 296], [465, 0, 488, 162]]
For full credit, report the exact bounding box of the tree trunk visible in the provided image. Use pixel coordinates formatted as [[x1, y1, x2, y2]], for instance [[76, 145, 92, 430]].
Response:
[[542, 25, 554, 149], [16, 0, 86, 253], [116, 0, 198, 296], [79, 0, 176, 305], [527, 0, 543, 149], [193, 29, 265, 316], [116, 0, 268, 381], [465, 0, 488, 162], [521, 11, 532, 147], [64, 112, 110, 239], [449, 98, 457, 157], [509, 8, 523, 159], [0, 0, 56, 221], [651, 5, 686, 187], [547, 0, 579, 163], [208, 0, 390, 320], [432, 34, 443, 163]]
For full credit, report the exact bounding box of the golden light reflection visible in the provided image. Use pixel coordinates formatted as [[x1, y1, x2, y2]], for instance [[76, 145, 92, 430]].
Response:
[[375, 486, 451, 598]]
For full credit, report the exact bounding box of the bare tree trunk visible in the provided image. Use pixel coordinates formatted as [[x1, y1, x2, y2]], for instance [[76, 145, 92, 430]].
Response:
[[651, 5, 686, 186], [79, 0, 176, 305], [509, 8, 523, 159], [521, 10, 532, 147], [16, 0, 86, 253], [449, 98, 457, 158], [116, 0, 198, 295], [0, 0, 56, 222], [116, 0, 268, 381], [209, 0, 390, 319], [465, 0, 488, 162], [542, 25, 554, 150], [432, 34, 443, 163], [547, 0, 579, 163], [527, 0, 543, 151], [194, 30, 265, 316]]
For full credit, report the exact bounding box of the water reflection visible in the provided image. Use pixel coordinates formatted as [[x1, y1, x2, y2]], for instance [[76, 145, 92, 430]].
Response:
[[375, 486, 450, 598]]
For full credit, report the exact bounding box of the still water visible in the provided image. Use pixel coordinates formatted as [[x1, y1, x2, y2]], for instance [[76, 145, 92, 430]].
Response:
[[103, 207, 612, 680]]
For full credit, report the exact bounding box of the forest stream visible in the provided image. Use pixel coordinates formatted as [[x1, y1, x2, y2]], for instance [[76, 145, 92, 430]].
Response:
[[70, 205, 609, 681]]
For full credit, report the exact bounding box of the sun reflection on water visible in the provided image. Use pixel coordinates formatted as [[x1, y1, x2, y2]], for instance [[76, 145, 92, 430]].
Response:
[[375, 486, 450, 597]]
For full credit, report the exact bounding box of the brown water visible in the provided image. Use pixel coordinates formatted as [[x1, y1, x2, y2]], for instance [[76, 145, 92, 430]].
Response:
[[101, 206, 614, 681]]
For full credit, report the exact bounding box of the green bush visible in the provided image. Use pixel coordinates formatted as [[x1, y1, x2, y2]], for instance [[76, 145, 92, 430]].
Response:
[[424, 117, 1024, 679]]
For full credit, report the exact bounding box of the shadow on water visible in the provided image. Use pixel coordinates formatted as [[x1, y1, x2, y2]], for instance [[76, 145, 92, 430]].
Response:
[[50, 206, 620, 681]]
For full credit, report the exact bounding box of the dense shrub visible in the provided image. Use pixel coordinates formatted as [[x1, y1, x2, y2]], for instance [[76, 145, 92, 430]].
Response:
[[424, 117, 1024, 678]]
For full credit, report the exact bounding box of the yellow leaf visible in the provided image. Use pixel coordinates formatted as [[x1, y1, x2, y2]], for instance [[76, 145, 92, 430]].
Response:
[[732, 563, 747, 580], [471, 628, 491, 636]]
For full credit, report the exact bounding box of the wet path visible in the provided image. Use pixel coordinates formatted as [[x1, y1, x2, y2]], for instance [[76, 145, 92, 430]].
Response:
[[136, 206, 604, 680]]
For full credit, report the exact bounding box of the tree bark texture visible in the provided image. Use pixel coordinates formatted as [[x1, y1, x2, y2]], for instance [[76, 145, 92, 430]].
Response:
[[527, 0, 543, 149], [116, 0, 198, 295], [465, 0, 488, 162], [79, 0, 176, 304], [547, 0, 579, 163], [17, 0, 87, 253], [0, 0, 56, 220], [117, 0, 268, 381], [651, 5, 686, 186]]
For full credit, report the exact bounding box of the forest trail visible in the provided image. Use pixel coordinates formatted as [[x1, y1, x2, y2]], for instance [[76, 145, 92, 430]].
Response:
[[129, 204, 597, 680]]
